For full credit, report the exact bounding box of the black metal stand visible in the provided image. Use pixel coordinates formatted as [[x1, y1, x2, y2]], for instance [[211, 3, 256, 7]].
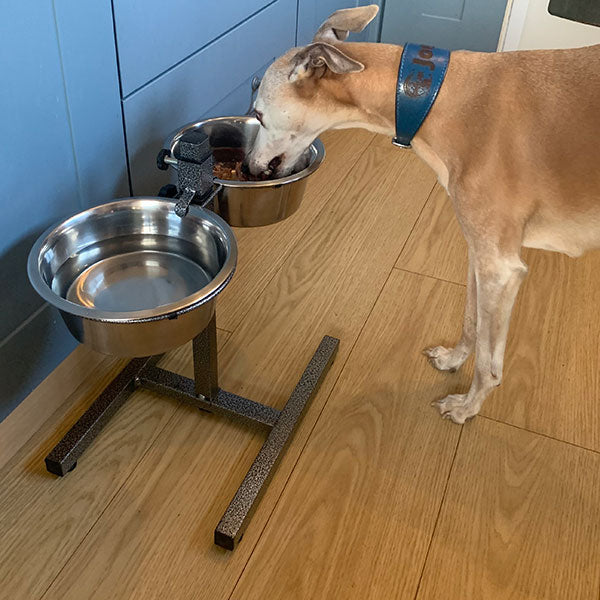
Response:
[[44, 314, 339, 550]]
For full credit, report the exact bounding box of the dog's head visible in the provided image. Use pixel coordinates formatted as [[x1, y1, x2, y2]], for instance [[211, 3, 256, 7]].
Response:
[[245, 5, 378, 178]]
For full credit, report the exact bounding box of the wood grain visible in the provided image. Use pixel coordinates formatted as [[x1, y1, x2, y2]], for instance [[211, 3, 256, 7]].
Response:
[[43, 138, 436, 600], [217, 128, 375, 332], [229, 269, 469, 600], [417, 418, 600, 600], [0, 345, 124, 470], [0, 332, 230, 600]]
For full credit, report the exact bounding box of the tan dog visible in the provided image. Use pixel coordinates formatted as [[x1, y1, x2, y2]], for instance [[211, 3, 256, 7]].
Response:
[[246, 5, 600, 423]]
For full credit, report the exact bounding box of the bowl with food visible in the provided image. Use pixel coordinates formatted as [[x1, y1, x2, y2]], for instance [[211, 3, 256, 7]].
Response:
[[161, 116, 325, 227]]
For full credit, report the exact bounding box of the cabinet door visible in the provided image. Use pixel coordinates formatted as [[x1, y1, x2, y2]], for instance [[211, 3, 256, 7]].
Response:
[[297, 0, 382, 46], [114, 0, 273, 96], [124, 0, 297, 195], [53, 0, 129, 208], [380, 0, 508, 51], [0, 1, 127, 420], [0, 2, 82, 419]]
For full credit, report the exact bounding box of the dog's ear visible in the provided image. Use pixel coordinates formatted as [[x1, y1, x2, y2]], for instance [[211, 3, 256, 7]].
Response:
[[289, 42, 364, 82], [313, 5, 379, 43]]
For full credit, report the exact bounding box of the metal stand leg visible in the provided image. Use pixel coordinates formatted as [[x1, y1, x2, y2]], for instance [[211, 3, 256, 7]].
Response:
[[44, 356, 158, 476], [44, 314, 339, 550], [214, 335, 339, 550], [193, 314, 219, 399]]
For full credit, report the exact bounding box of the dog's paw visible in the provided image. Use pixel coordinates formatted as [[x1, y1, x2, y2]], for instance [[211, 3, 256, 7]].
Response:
[[432, 394, 478, 424], [423, 346, 466, 373]]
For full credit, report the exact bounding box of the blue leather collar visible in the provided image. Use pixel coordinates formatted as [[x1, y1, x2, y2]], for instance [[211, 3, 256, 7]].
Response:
[[393, 43, 450, 148]]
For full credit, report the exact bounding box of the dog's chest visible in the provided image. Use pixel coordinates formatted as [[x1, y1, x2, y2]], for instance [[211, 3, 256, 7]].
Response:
[[523, 212, 600, 257]]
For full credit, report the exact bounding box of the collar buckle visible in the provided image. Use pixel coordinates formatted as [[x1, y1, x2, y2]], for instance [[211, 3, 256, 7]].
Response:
[[392, 137, 411, 149]]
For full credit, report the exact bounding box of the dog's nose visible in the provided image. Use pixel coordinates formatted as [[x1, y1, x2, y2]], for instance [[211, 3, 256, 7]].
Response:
[[240, 160, 251, 177], [266, 155, 283, 177], [268, 155, 282, 172]]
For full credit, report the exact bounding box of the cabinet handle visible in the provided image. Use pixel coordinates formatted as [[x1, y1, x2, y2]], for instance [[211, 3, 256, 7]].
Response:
[[246, 75, 261, 115]]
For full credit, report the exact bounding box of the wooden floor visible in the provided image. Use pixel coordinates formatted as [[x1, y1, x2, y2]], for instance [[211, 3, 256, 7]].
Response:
[[1, 131, 600, 600]]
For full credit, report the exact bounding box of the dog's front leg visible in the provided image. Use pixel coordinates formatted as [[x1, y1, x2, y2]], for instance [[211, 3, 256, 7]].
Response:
[[424, 249, 476, 372], [434, 249, 527, 424]]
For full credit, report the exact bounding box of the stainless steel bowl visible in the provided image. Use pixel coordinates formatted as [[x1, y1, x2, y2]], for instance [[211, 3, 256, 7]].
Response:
[[28, 198, 237, 357], [165, 116, 325, 227]]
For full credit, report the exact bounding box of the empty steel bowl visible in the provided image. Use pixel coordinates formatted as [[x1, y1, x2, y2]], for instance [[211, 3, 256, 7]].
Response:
[[164, 116, 325, 227], [28, 198, 237, 357]]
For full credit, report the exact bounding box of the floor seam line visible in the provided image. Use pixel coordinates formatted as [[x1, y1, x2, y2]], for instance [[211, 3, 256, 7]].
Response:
[[393, 267, 466, 288], [394, 181, 437, 267], [479, 414, 600, 455], [226, 152, 432, 597], [227, 135, 384, 599], [413, 426, 464, 600], [224, 133, 378, 333], [227, 260, 397, 600]]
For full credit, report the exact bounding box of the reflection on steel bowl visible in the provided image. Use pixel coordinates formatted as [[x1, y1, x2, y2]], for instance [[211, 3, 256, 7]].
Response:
[[27, 198, 237, 357]]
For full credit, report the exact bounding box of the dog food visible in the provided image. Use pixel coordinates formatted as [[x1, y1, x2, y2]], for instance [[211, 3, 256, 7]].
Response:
[[212, 147, 271, 181], [212, 159, 246, 181]]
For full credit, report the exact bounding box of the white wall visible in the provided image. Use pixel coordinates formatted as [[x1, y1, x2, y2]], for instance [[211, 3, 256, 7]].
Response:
[[501, 0, 600, 50]]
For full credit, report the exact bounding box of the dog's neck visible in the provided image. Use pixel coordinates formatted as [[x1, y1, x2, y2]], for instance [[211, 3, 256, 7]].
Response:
[[322, 42, 457, 190]]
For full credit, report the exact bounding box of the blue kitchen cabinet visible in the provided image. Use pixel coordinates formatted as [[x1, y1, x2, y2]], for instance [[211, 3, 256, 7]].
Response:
[[53, 0, 130, 209], [114, 0, 272, 97], [0, 1, 128, 421], [296, 0, 383, 45]]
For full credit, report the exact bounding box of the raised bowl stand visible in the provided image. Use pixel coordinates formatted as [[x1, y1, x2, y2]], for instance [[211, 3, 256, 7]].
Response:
[[45, 315, 338, 550], [44, 131, 340, 551]]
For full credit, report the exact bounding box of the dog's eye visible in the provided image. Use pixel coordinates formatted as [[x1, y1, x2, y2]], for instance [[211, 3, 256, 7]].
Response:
[[253, 110, 265, 127]]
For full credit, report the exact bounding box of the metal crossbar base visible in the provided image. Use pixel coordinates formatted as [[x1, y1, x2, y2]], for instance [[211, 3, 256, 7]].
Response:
[[44, 315, 339, 550]]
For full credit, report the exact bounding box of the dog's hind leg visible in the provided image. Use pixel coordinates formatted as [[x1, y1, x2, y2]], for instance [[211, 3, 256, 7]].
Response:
[[434, 243, 527, 424], [424, 249, 476, 372]]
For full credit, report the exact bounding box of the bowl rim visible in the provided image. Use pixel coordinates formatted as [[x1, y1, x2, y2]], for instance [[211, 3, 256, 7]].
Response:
[[166, 115, 326, 188], [27, 197, 237, 324]]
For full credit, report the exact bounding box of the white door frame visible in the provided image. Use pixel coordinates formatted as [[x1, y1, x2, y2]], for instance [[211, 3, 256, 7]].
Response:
[[498, 0, 530, 50]]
